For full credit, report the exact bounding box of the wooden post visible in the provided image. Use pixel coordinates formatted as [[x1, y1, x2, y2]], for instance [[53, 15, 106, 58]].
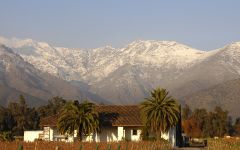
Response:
[[95, 143, 98, 150], [79, 144, 83, 150], [55, 146, 59, 150], [18, 144, 23, 150], [117, 143, 121, 150]]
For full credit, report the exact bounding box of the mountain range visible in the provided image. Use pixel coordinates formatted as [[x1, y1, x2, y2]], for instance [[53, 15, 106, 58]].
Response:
[[0, 36, 240, 117], [0, 44, 101, 106]]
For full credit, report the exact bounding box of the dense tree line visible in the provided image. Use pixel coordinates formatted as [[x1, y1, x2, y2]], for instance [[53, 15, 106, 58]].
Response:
[[0, 95, 67, 141], [0, 88, 180, 142], [1, 94, 240, 141], [182, 104, 240, 138], [37, 96, 66, 118]]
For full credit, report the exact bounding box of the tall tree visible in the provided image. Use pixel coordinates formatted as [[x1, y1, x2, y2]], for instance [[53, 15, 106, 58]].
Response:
[[182, 117, 202, 138], [212, 107, 228, 137], [182, 104, 192, 120], [192, 108, 209, 137], [234, 117, 240, 135], [8, 95, 39, 136], [37, 97, 66, 118], [57, 100, 99, 141], [140, 88, 180, 140], [0, 106, 14, 132], [226, 116, 234, 136]]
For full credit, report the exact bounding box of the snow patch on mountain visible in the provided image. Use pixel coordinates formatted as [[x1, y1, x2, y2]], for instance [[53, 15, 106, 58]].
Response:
[[1, 36, 240, 86]]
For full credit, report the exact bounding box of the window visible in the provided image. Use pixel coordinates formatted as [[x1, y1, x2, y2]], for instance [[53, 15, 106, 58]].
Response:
[[132, 129, 137, 135]]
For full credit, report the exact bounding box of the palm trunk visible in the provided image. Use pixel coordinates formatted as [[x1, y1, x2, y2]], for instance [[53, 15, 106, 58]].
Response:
[[78, 128, 82, 142], [156, 131, 161, 141]]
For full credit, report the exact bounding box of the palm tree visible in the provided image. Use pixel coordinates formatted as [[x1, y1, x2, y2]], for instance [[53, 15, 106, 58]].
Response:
[[57, 100, 99, 141], [140, 88, 180, 140]]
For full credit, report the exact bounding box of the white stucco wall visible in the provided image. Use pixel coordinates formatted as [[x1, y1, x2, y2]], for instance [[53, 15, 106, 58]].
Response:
[[131, 129, 141, 141], [43, 127, 50, 140], [53, 127, 75, 142], [42, 127, 75, 142], [83, 134, 94, 142], [49, 127, 54, 141], [161, 128, 176, 147], [117, 126, 124, 141], [83, 127, 118, 142], [65, 135, 75, 142], [39, 126, 176, 146], [105, 127, 118, 142], [161, 132, 169, 140], [24, 131, 43, 142], [124, 127, 141, 141], [83, 126, 142, 142]]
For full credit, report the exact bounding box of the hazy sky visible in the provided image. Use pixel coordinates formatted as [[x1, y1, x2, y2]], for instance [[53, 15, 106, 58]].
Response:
[[0, 0, 240, 50]]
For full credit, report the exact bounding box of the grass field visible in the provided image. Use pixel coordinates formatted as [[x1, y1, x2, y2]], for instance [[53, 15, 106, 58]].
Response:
[[207, 138, 240, 150], [0, 141, 172, 150]]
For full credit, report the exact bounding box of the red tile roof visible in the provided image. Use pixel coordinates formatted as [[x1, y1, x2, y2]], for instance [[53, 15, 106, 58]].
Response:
[[40, 114, 60, 127], [40, 105, 143, 127]]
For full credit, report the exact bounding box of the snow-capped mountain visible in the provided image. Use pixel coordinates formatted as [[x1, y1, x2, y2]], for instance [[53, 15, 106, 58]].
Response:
[[0, 37, 206, 83], [0, 44, 102, 106], [1, 36, 240, 115]]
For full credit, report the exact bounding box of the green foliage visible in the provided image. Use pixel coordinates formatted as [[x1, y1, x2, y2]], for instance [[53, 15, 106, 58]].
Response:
[[0, 106, 14, 132], [140, 88, 180, 140], [117, 144, 121, 150], [37, 96, 67, 118], [227, 116, 234, 136], [108, 144, 111, 150], [0, 95, 39, 138], [96, 143, 99, 150], [8, 95, 39, 136], [79, 144, 83, 150], [182, 105, 233, 138], [204, 107, 228, 137], [57, 100, 99, 141], [193, 108, 209, 137], [0, 131, 13, 141], [141, 126, 157, 141], [18, 144, 23, 150], [0, 93, 239, 142], [234, 117, 240, 136]]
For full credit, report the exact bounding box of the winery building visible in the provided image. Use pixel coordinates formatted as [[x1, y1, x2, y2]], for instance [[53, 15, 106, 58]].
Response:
[[24, 105, 177, 146]]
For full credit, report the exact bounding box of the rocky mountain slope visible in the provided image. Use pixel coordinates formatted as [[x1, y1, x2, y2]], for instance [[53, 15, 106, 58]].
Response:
[[0, 37, 206, 83], [1, 36, 240, 116], [0, 44, 101, 106], [183, 78, 240, 117]]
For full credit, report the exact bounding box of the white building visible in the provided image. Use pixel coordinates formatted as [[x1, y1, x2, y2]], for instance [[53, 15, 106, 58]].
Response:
[[24, 131, 43, 142], [24, 105, 177, 146]]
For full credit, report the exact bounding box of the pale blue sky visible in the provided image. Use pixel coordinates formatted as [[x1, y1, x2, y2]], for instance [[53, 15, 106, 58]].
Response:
[[0, 0, 240, 50]]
